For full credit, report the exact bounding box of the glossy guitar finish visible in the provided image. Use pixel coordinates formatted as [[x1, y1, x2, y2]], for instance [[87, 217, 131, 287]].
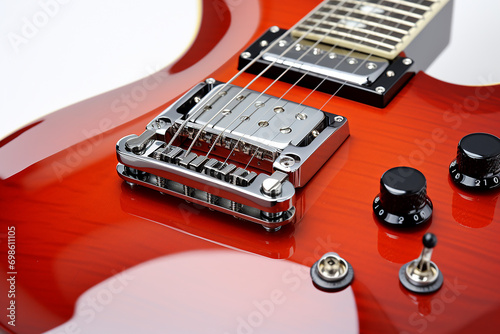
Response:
[[1, 1, 499, 333]]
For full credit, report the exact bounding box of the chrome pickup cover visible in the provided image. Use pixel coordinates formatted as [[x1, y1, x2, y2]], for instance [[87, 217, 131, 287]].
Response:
[[238, 27, 415, 108], [263, 35, 389, 85], [116, 81, 349, 231]]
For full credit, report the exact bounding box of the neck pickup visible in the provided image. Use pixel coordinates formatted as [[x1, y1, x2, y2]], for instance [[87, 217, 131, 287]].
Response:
[[238, 0, 451, 107]]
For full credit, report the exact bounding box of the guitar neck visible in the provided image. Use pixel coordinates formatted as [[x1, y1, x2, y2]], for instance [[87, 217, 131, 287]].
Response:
[[292, 0, 450, 59]]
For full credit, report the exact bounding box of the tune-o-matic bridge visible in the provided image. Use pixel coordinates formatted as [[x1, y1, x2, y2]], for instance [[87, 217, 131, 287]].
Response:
[[116, 80, 349, 231]]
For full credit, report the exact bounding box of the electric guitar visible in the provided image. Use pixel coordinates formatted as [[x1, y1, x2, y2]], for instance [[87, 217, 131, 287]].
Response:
[[1, 1, 500, 333]]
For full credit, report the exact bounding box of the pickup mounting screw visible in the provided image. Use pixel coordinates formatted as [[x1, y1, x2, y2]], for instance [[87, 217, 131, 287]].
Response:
[[376, 86, 386, 94], [270, 26, 279, 33], [334, 116, 344, 122], [403, 58, 413, 65], [347, 58, 358, 65], [386, 70, 395, 77], [241, 52, 251, 59], [260, 40, 268, 47]]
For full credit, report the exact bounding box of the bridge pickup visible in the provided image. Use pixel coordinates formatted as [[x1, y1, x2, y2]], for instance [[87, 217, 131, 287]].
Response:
[[116, 80, 349, 231], [238, 27, 414, 108]]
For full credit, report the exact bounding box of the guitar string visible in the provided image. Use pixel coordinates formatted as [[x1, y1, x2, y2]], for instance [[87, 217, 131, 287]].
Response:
[[314, 0, 425, 112], [254, 0, 425, 160], [244, 145, 261, 170], [180, 0, 350, 158], [219, 0, 377, 166], [203, 0, 370, 163], [165, 0, 344, 152], [174, 0, 427, 169], [219, 0, 407, 166], [247, 0, 427, 157], [272, 0, 430, 115], [216, 0, 426, 169], [201, 0, 419, 165]]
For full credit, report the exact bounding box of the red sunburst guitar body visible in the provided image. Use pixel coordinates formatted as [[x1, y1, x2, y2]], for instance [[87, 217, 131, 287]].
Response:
[[1, 1, 499, 333]]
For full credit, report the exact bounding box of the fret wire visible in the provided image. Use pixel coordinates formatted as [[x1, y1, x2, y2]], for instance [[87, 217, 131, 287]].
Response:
[[304, 18, 404, 42], [321, 5, 417, 27], [296, 29, 395, 52], [337, 0, 424, 19], [381, 0, 430, 11], [296, 26, 397, 50], [311, 12, 410, 35], [398, 0, 437, 6], [305, 0, 449, 57], [361, 0, 427, 15], [296, 22, 401, 45], [323, 9, 414, 32]]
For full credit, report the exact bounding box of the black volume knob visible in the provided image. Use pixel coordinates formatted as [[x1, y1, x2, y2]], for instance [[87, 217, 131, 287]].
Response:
[[373, 167, 433, 226], [449, 133, 500, 190]]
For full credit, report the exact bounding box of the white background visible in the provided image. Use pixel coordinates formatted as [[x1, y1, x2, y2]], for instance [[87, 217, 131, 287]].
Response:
[[1, 0, 499, 140], [0, 0, 200, 140]]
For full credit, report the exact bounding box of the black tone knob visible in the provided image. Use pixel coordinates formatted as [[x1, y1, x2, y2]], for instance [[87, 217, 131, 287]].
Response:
[[373, 167, 433, 226], [450, 133, 500, 190]]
